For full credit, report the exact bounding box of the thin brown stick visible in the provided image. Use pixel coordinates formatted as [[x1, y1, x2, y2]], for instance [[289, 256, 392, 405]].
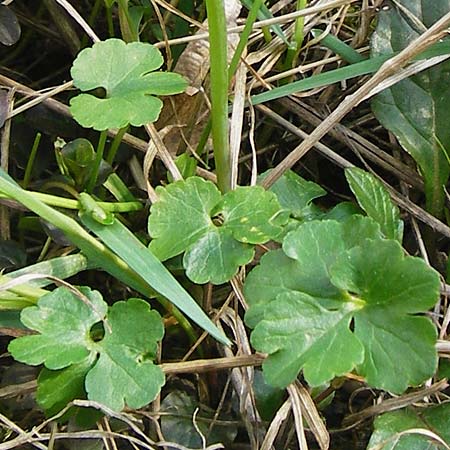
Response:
[[161, 354, 265, 375], [342, 378, 449, 427]]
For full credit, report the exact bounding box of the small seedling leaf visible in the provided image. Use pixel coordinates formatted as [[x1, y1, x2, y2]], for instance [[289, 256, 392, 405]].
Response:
[[345, 167, 403, 241], [70, 39, 188, 130], [9, 288, 165, 411], [149, 177, 286, 284], [245, 218, 439, 392]]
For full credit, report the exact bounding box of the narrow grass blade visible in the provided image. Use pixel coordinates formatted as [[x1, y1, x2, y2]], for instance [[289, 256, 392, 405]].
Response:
[[240, 0, 290, 46], [250, 40, 450, 105]]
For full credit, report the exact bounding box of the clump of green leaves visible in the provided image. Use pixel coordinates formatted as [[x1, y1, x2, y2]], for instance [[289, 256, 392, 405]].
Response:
[[8, 286, 165, 413], [244, 168, 440, 393], [148, 176, 288, 284], [70, 38, 187, 130]]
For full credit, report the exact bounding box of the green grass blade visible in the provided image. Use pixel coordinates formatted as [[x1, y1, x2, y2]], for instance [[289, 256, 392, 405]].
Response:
[[250, 40, 450, 105], [310, 29, 366, 63], [7, 254, 91, 288], [240, 0, 290, 46]]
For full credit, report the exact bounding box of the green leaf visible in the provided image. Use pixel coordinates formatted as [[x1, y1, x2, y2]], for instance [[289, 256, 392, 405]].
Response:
[[183, 229, 254, 284], [9, 288, 165, 411], [367, 404, 450, 450], [85, 299, 165, 410], [370, 3, 450, 216], [331, 240, 438, 392], [244, 216, 381, 328], [37, 356, 94, 417], [0, 168, 229, 346], [218, 185, 288, 244], [345, 167, 403, 242], [149, 177, 286, 284], [265, 170, 326, 219], [161, 390, 238, 448], [70, 39, 187, 130], [251, 291, 363, 388], [9, 287, 107, 369], [245, 220, 439, 392], [149, 177, 221, 261]]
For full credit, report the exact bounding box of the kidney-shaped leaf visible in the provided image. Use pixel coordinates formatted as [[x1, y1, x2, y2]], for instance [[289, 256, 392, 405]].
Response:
[[70, 39, 187, 130], [9, 288, 165, 411], [149, 177, 287, 284], [251, 291, 364, 388], [331, 240, 439, 392], [86, 299, 165, 411], [246, 220, 440, 392], [244, 216, 380, 328]]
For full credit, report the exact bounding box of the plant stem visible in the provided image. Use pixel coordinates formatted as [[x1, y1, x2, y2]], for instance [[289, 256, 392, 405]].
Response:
[[205, 0, 231, 193], [284, 0, 307, 69], [196, 0, 263, 161], [106, 126, 128, 165], [87, 129, 108, 193], [22, 132, 41, 189], [0, 190, 142, 212], [228, 0, 264, 82]]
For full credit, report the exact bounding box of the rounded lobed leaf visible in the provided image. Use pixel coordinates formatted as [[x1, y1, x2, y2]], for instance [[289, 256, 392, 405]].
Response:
[[9, 290, 166, 413], [70, 38, 188, 130], [149, 177, 221, 261], [149, 177, 287, 284], [251, 292, 363, 388], [355, 311, 437, 393], [219, 186, 288, 244], [330, 239, 440, 314], [245, 218, 440, 393], [183, 228, 254, 284], [85, 298, 165, 410], [8, 287, 107, 369]]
